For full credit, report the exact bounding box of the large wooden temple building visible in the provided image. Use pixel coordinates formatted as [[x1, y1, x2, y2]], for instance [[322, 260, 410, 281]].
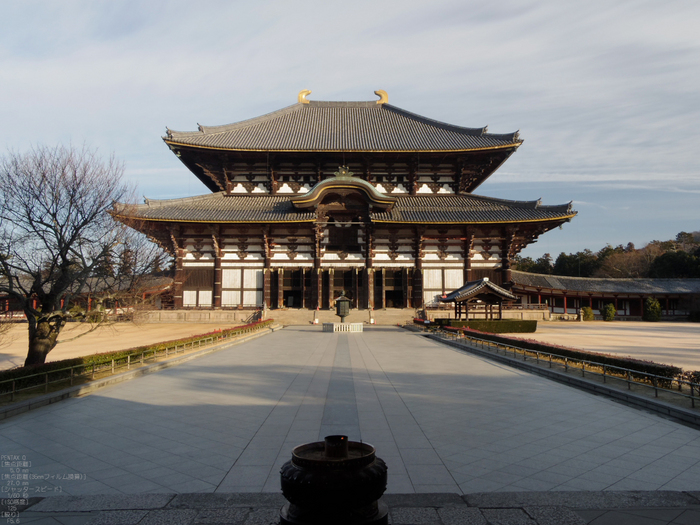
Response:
[[117, 90, 576, 310]]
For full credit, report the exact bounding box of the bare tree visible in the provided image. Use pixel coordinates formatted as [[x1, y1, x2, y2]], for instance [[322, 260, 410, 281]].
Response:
[[0, 145, 166, 366], [0, 315, 12, 346]]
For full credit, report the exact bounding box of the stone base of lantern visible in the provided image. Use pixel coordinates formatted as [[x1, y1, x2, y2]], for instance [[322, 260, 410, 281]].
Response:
[[322, 323, 364, 332]]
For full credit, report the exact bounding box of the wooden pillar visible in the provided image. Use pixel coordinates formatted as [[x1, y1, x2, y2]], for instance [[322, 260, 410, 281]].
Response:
[[300, 268, 306, 309], [314, 224, 323, 270], [563, 295, 567, 314], [408, 157, 417, 195], [316, 160, 323, 184], [352, 268, 359, 308], [365, 224, 374, 269], [171, 228, 184, 309], [263, 269, 272, 309], [412, 268, 423, 308], [464, 233, 474, 283], [499, 301, 503, 320], [312, 223, 323, 309], [312, 268, 322, 309], [270, 163, 278, 194], [402, 269, 409, 308], [413, 226, 424, 308], [212, 232, 222, 308], [501, 229, 515, 289], [378, 269, 385, 309], [367, 269, 375, 309], [277, 269, 284, 309], [173, 255, 185, 308]]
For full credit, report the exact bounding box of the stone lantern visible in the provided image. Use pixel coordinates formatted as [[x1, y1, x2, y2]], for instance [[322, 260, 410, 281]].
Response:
[[336, 291, 351, 323]]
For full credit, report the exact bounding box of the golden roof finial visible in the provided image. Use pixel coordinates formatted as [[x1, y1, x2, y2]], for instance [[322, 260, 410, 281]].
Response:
[[298, 89, 312, 104], [334, 166, 354, 178], [374, 90, 388, 104]]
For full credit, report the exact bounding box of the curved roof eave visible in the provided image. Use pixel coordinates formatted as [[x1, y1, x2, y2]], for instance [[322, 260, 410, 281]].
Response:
[[162, 138, 522, 154]]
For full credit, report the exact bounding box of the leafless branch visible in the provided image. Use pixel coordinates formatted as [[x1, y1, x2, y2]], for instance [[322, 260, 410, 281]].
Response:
[[0, 144, 170, 365]]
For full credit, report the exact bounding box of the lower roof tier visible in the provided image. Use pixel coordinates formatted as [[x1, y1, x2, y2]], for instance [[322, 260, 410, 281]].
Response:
[[117, 192, 575, 225]]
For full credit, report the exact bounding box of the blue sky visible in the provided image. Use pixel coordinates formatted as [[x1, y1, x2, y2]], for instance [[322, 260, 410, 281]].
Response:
[[1, 1, 698, 258]]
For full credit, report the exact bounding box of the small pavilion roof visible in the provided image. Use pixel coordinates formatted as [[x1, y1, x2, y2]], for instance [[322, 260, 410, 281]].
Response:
[[164, 99, 522, 153], [440, 278, 518, 303]]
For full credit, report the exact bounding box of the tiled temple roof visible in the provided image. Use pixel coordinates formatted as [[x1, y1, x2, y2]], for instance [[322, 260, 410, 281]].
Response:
[[372, 196, 573, 223], [511, 271, 700, 294], [117, 193, 575, 225], [441, 278, 518, 303], [164, 101, 522, 152]]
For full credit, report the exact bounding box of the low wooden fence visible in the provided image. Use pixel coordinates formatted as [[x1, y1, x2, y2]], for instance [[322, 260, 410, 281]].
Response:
[[429, 327, 700, 409]]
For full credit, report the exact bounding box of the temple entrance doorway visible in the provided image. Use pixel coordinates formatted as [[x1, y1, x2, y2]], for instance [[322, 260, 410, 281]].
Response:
[[331, 269, 358, 308], [374, 269, 409, 309], [271, 269, 308, 309], [282, 269, 304, 308]]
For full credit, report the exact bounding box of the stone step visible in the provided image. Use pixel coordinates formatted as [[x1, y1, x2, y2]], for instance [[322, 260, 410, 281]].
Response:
[[264, 307, 418, 326]]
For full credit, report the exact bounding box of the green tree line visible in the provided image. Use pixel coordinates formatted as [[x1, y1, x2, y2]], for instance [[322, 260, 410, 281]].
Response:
[[514, 231, 700, 278]]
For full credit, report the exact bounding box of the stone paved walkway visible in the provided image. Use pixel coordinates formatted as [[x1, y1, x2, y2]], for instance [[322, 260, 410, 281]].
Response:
[[3, 327, 700, 496], [8, 491, 700, 524], [3, 326, 700, 523]]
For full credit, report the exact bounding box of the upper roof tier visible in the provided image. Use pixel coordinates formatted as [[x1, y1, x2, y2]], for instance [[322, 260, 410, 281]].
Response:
[[164, 93, 522, 153]]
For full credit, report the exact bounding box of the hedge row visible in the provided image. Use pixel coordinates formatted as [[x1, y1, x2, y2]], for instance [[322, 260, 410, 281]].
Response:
[[443, 326, 682, 380], [432, 319, 537, 333], [0, 319, 274, 391]]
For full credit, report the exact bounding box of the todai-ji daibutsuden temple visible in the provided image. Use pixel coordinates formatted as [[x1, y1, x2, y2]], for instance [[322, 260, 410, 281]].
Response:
[[117, 90, 576, 311]]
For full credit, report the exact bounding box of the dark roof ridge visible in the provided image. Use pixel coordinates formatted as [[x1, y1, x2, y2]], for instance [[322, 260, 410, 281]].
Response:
[[166, 103, 303, 139], [137, 192, 225, 208], [308, 100, 382, 108]]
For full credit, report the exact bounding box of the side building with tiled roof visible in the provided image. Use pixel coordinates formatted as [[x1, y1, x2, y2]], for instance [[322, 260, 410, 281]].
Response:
[[116, 90, 576, 310], [512, 271, 700, 319]]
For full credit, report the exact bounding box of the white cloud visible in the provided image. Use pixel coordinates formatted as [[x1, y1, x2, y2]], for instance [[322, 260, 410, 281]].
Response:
[[1, 0, 699, 251]]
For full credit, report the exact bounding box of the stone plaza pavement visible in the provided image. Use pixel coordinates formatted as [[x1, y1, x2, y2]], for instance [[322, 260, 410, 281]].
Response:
[[3, 326, 700, 523]]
